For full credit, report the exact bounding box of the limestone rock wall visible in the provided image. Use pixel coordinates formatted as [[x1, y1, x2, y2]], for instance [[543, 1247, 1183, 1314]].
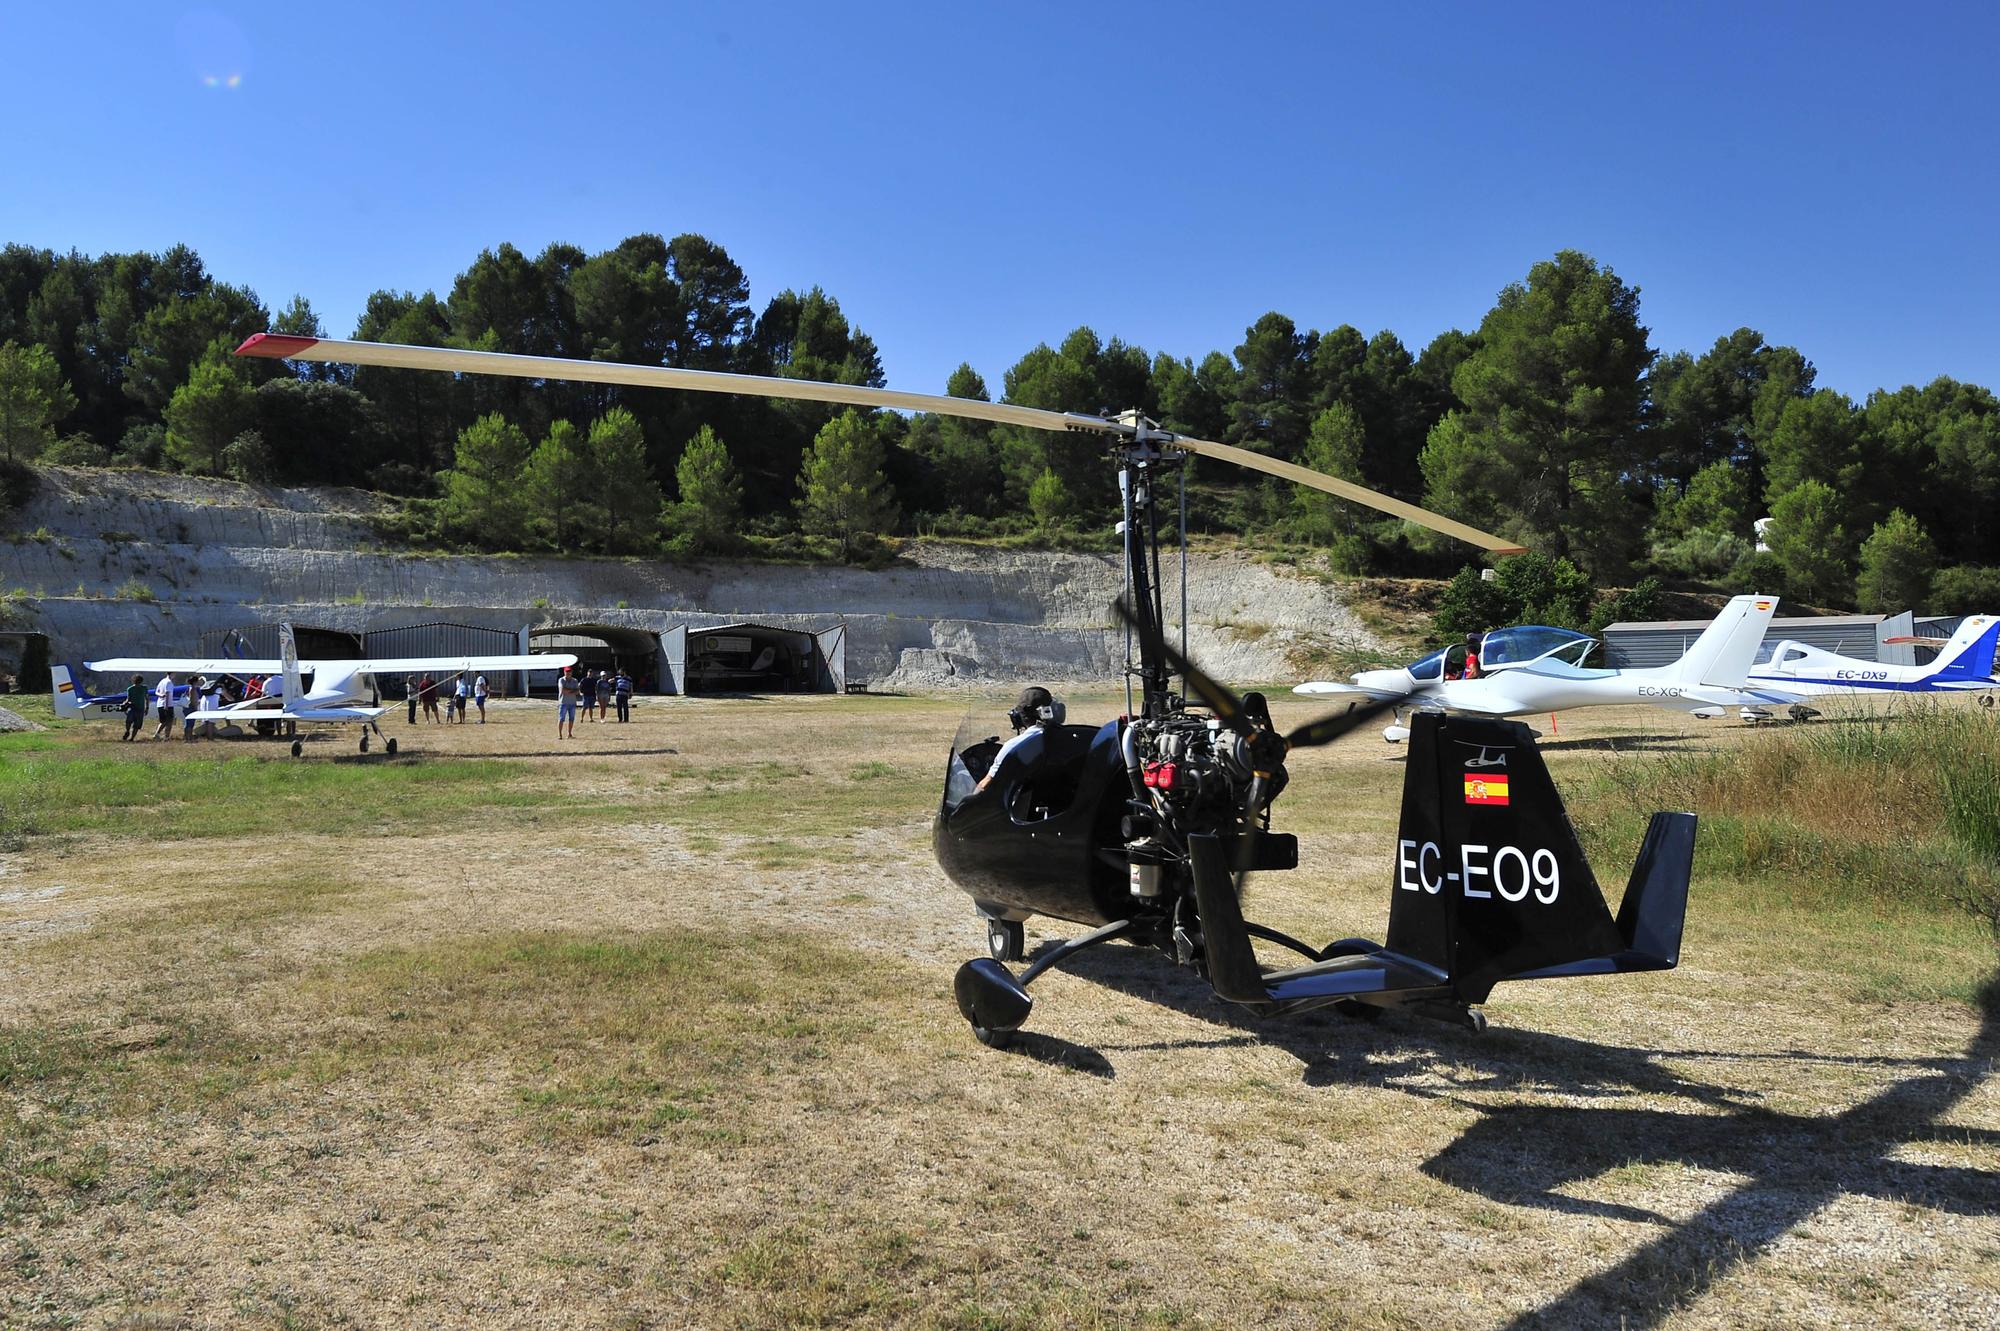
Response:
[[2, 467, 1385, 688]]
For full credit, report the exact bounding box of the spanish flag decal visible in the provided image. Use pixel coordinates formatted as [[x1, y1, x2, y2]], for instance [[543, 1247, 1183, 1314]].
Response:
[[1464, 774, 1510, 805], [1754, 600, 1772, 610], [57, 679, 73, 694]]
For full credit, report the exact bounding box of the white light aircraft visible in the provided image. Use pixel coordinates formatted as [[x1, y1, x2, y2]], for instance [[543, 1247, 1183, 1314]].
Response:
[[1745, 615, 2000, 703], [80, 624, 576, 755], [1296, 595, 1784, 741]]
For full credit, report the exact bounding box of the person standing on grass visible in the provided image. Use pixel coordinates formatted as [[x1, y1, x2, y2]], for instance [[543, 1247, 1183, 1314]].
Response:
[[152, 674, 176, 740], [453, 673, 470, 724], [597, 670, 612, 720], [557, 665, 581, 738], [123, 674, 146, 741], [579, 668, 598, 722], [614, 668, 632, 723], [474, 673, 489, 724], [406, 673, 419, 725], [182, 676, 203, 741], [419, 673, 441, 723]]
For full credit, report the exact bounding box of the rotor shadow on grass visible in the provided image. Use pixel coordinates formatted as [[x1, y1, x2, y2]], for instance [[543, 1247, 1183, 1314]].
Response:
[[1028, 932, 2000, 1327]]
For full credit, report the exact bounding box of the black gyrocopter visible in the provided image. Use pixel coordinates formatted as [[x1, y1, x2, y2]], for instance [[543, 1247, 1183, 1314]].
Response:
[[237, 331, 1694, 1048]]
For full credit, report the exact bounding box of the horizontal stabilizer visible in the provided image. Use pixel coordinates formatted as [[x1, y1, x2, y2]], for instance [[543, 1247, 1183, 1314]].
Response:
[[1507, 811, 1694, 981]]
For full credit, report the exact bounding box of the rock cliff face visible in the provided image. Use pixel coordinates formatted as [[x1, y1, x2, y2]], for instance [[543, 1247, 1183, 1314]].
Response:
[[2, 467, 1385, 688]]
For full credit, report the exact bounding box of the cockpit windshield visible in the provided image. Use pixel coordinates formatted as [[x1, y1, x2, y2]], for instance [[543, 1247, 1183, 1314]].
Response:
[[1408, 648, 1448, 681], [1405, 626, 1596, 678], [1477, 625, 1597, 668]]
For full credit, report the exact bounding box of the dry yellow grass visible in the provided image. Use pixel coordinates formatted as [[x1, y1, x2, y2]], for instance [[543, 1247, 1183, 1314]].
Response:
[[1, 691, 1996, 1329]]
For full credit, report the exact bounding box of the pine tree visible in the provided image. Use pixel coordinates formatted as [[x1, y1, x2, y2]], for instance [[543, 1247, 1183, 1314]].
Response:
[[670, 424, 743, 552], [161, 345, 251, 475], [1855, 509, 1938, 613], [441, 413, 532, 548], [523, 419, 600, 550], [0, 341, 76, 463], [589, 408, 662, 553], [797, 410, 897, 560]]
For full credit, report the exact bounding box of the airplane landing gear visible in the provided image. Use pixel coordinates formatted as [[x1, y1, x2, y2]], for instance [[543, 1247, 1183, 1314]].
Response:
[[386, 737, 398, 755], [290, 740, 303, 758], [360, 733, 369, 753]]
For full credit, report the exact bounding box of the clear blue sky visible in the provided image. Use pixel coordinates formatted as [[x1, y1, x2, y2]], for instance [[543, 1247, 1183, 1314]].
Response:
[[3, 1, 1994, 402]]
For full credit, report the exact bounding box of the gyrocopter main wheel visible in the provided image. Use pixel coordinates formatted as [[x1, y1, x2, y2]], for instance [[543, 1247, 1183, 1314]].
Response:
[[986, 919, 1025, 963]]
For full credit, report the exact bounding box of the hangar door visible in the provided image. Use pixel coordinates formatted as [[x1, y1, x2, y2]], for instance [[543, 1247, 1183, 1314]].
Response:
[[660, 622, 845, 695]]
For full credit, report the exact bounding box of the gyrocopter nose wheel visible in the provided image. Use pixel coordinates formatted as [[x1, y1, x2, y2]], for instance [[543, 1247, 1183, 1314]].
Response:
[[986, 919, 1025, 963]]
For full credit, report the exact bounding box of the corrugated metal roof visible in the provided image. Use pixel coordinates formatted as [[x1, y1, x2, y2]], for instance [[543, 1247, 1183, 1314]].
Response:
[[1601, 614, 1886, 668]]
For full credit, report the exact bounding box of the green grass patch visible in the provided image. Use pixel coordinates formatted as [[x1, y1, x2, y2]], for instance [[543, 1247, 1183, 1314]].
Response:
[[0, 750, 602, 846], [1572, 704, 2000, 1004], [307, 929, 930, 1145]]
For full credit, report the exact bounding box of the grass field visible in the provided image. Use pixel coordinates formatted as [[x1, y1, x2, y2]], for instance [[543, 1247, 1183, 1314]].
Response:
[[2, 688, 1996, 1329]]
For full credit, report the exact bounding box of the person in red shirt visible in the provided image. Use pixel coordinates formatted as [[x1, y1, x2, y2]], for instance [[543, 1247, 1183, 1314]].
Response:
[[1462, 632, 1484, 679]]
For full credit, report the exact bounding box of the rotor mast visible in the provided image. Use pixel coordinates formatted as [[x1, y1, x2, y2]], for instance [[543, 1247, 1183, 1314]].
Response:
[[1105, 410, 1183, 719]]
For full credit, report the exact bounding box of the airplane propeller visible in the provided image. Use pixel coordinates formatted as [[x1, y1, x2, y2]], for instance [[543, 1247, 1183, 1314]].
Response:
[[1111, 597, 1408, 890], [235, 334, 1528, 556]]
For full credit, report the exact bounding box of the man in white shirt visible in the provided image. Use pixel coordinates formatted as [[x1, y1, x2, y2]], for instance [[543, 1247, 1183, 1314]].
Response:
[[977, 687, 1063, 792], [152, 675, 176, 740]]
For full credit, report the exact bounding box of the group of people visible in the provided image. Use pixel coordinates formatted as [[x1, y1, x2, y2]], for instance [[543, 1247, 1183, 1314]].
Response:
[[404, 673, 489, 725], [555, 666, 633, 737], [120, 672, 266, 741]]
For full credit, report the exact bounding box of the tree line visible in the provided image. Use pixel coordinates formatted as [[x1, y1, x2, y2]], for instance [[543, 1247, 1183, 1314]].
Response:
[[1, 238, 1996, 612]]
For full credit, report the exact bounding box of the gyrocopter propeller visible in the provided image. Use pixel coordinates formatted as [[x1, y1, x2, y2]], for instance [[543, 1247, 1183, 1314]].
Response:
[[235, 330, 1687, 1051]]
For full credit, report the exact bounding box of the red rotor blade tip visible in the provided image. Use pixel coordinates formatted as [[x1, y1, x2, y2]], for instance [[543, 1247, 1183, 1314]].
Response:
[[235, 333, 322, 359]]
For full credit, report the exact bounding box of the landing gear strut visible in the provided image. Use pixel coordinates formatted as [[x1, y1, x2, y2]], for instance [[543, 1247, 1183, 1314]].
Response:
[[956, 918, 1134, 1047]]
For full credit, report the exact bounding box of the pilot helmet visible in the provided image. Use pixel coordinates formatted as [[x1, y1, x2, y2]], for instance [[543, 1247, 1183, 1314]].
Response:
[[1008, 686, 1062, 731]]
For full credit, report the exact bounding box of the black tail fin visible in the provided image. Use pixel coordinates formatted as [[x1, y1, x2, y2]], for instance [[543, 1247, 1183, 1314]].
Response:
[[1614, 811, 1694, 967], [1386, 714, 1649, 1002]]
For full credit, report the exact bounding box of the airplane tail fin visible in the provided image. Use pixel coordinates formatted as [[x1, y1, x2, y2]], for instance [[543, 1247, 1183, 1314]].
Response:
[[280, 623, 303, 703], [1925, 616, 2000, 683], [1381, 715, 1694, 1000], [1192, 714, 1694, 1016], [1663, 594, 1777, 687], [51, 665, 87, 718]]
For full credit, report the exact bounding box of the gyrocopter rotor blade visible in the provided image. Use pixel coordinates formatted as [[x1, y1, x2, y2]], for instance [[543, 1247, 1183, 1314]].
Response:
[[235, 334, 1527, 555]]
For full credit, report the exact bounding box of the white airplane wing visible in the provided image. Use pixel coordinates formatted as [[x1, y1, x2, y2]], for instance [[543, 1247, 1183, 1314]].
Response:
[[87, 656, 285, 675], [85, 652, 577, 676], [330, 653, 576, 675], [1292, 680, 1406, 700], [187, 704, 386, 722]]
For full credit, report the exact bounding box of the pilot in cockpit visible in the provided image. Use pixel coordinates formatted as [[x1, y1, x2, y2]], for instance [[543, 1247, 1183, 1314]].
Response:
[[976, 686, 1065, 792]]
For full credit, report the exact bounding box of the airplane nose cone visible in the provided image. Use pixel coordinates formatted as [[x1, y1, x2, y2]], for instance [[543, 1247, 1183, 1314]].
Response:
[[1354, 669, 1409, 691]]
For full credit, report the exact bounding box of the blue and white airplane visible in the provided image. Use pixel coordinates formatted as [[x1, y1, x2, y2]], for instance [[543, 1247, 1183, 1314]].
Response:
[[1746, 615, 2000, 700], [51, 666, 192, 715]]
